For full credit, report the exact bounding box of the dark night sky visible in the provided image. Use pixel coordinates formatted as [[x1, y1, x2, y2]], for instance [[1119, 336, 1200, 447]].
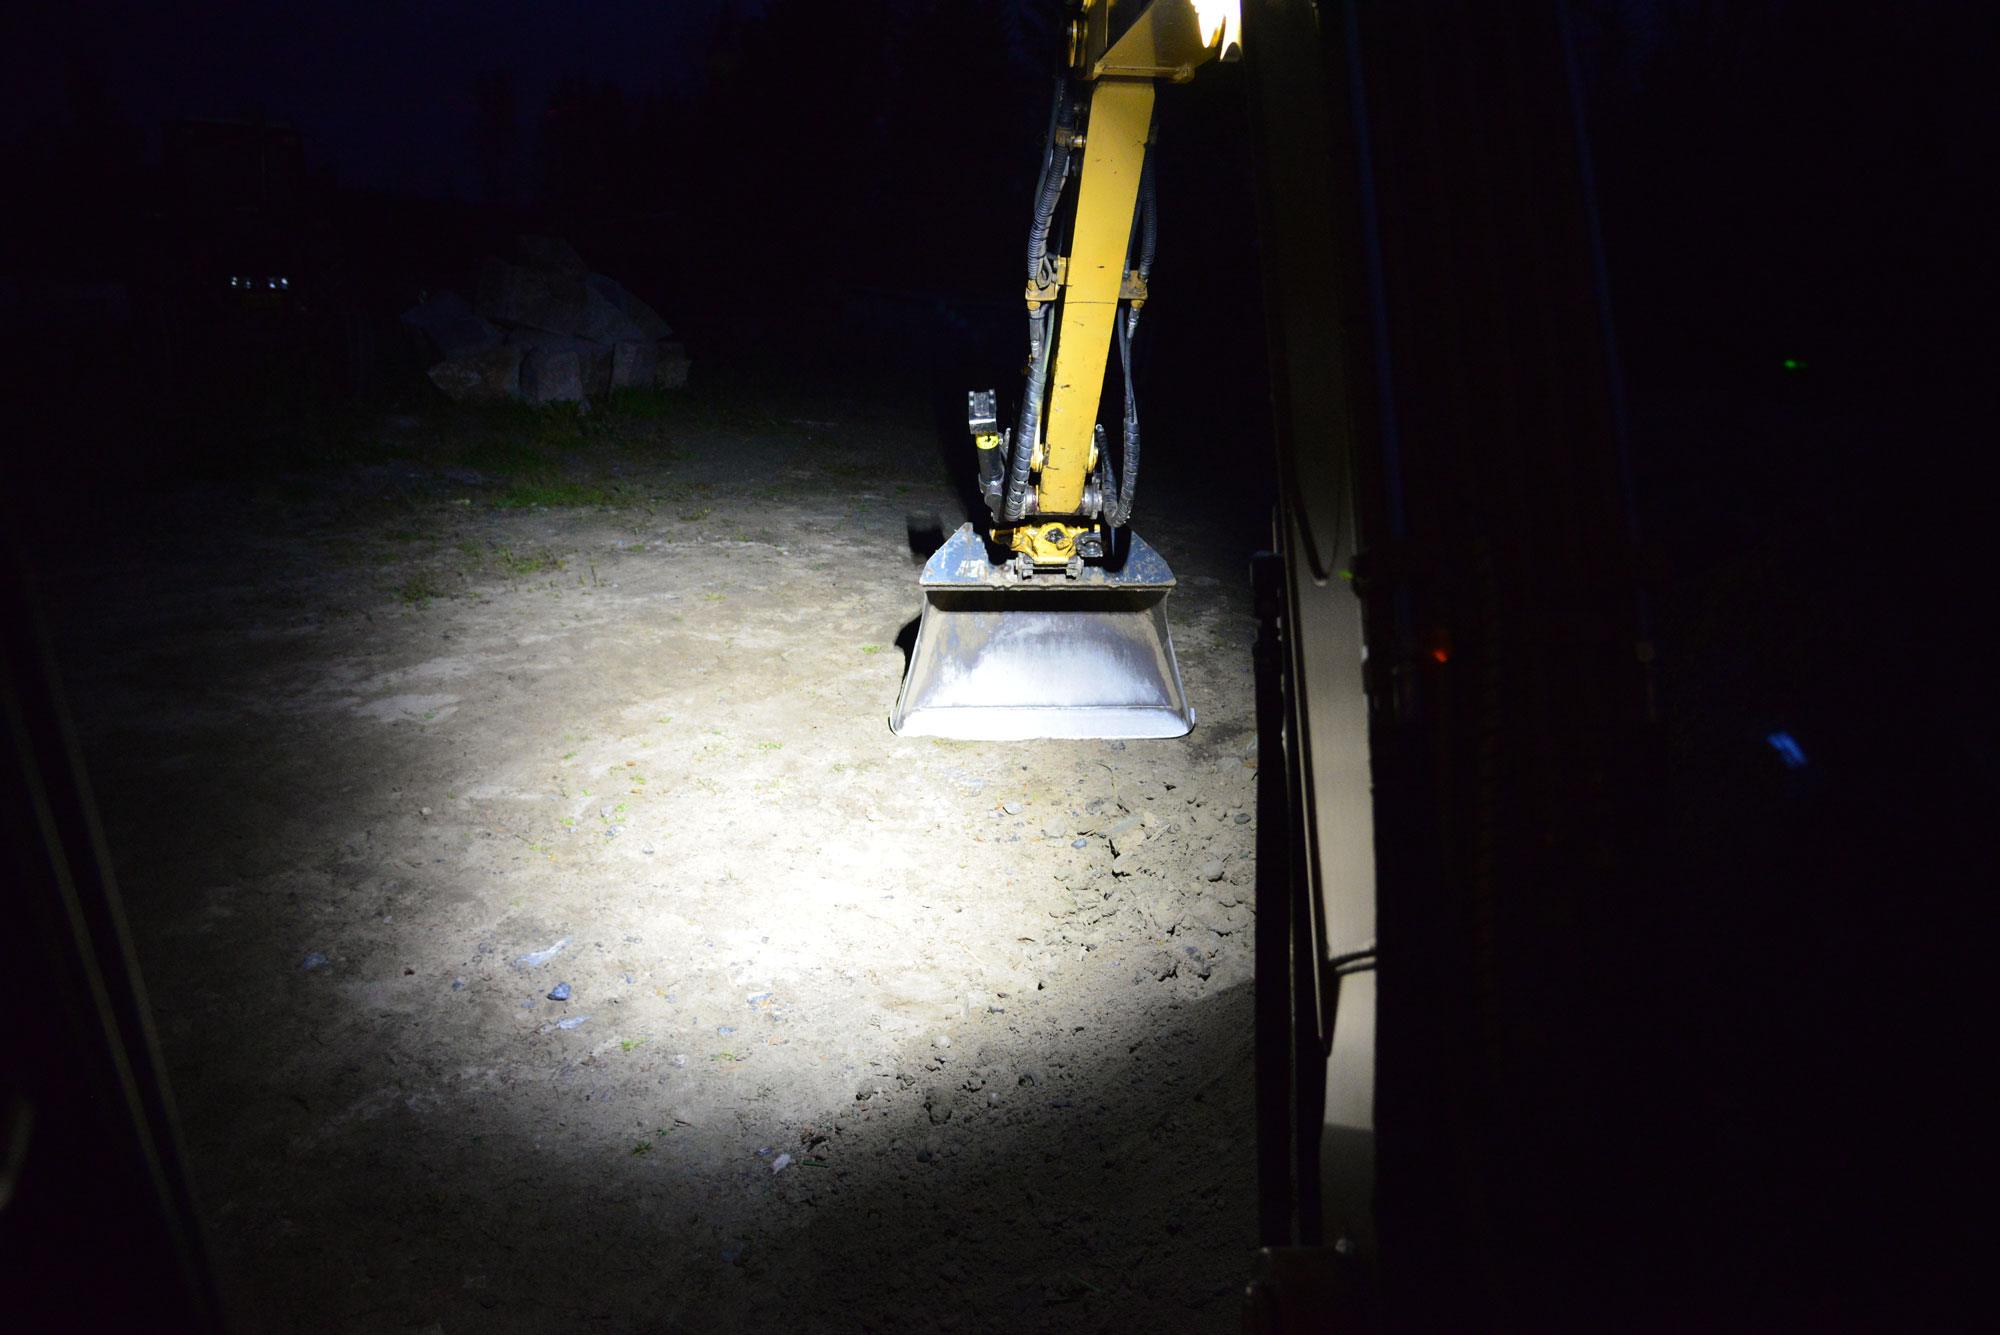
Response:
[[5, 1, 1091, 201], [9, 1, 753, 198]]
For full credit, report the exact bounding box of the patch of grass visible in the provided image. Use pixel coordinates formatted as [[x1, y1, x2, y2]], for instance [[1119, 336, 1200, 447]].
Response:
[[859, 644, 881, 654], [462, 435, 552, 476], [474, 400, 591, 449], [395, 572, 449, 604], [497, 544, 564, 575], [496, 479, 621, 509], [620, 1036, 647, 1053], [604, 386, 689, 421], [679, 505, 713, 522], [756, 742, 782, 751]]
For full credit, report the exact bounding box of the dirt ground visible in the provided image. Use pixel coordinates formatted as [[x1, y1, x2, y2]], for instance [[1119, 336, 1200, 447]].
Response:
[[37, 393, 1268, 1333]]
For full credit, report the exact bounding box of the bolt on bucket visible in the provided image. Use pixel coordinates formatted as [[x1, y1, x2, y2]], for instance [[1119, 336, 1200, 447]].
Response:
[[890, 524, 1194, 741]]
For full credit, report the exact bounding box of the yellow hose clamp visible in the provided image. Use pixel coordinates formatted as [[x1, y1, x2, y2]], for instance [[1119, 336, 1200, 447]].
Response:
[[1025, 255, 1068, 309]]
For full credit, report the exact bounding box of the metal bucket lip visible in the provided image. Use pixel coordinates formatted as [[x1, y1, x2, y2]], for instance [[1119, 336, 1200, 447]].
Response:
[[891, 526, 1193, 741], [890, 701, 1195, 742]]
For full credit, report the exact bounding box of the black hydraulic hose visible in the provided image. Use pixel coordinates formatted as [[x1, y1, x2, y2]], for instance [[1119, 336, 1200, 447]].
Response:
[[1097, 141, 1155, 527], [1027, 82, 1074, 285], [1101, 305, 1141, 526], [1007, 84, 1075, 523], [1004, 308, 1050, 521]]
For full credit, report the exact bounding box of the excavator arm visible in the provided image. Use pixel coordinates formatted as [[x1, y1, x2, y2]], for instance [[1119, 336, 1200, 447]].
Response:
[[891, 1, 1237, 741], [993, 0, 1240, 566]]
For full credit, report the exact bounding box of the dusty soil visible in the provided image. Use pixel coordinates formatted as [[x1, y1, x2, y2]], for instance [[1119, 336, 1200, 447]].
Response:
[[40, 395, 1265, 1333]]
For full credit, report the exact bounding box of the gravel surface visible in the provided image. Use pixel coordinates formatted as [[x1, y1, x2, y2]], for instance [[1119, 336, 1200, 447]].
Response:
[[41, 398, 1266, 1333]]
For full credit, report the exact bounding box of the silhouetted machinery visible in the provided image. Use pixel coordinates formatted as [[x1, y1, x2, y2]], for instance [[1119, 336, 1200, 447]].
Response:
[[1242, 0, 1659, 1327]]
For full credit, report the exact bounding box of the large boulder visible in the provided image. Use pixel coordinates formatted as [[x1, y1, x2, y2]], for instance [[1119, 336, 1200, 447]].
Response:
[[585, 274, 672, 340], [507, 328, 611, 398], [576, 284, 651, 345], [475, 259, 586, 335], [517, 235, 590, 279], [519, 346, 585, 405], [610, 339, 657, 390], [401, 290, 500, 358], [655, 339, 691, 390], [428, 343, 522, 403]]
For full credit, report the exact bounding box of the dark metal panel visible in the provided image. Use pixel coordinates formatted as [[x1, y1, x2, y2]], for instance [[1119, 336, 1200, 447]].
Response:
[[1245, 0, 1652, 1326]]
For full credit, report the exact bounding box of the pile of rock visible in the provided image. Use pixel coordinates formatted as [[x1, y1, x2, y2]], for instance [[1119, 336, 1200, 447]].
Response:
[[405, 236, 689, 406]]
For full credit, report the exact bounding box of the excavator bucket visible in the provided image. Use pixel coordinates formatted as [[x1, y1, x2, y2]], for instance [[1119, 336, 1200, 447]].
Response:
[[891, 524, 1194, 740]]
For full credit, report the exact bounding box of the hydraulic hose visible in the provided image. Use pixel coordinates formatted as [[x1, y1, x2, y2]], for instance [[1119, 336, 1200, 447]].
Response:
[[1006, 83, 1076, 523], [1027, 82, 1075, 285], [1098, 141, 1154, 529], [1004, 308, 1050, 521], [1098, 304, 1142, 527]]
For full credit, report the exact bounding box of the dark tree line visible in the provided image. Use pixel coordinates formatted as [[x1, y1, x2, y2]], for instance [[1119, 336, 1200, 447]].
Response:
[[518, 3, 1055, 330]]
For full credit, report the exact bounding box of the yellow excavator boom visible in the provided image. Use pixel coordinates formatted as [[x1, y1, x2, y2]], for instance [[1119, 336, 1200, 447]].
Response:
[[1037, 76, 1153, 517], [891, 2, 1238, 740]]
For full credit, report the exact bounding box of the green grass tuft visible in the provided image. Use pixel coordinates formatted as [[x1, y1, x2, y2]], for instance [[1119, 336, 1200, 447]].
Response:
[[394, 573, 449, 604], [495, 480, 621, 509], [496, 544, 564, 575]]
